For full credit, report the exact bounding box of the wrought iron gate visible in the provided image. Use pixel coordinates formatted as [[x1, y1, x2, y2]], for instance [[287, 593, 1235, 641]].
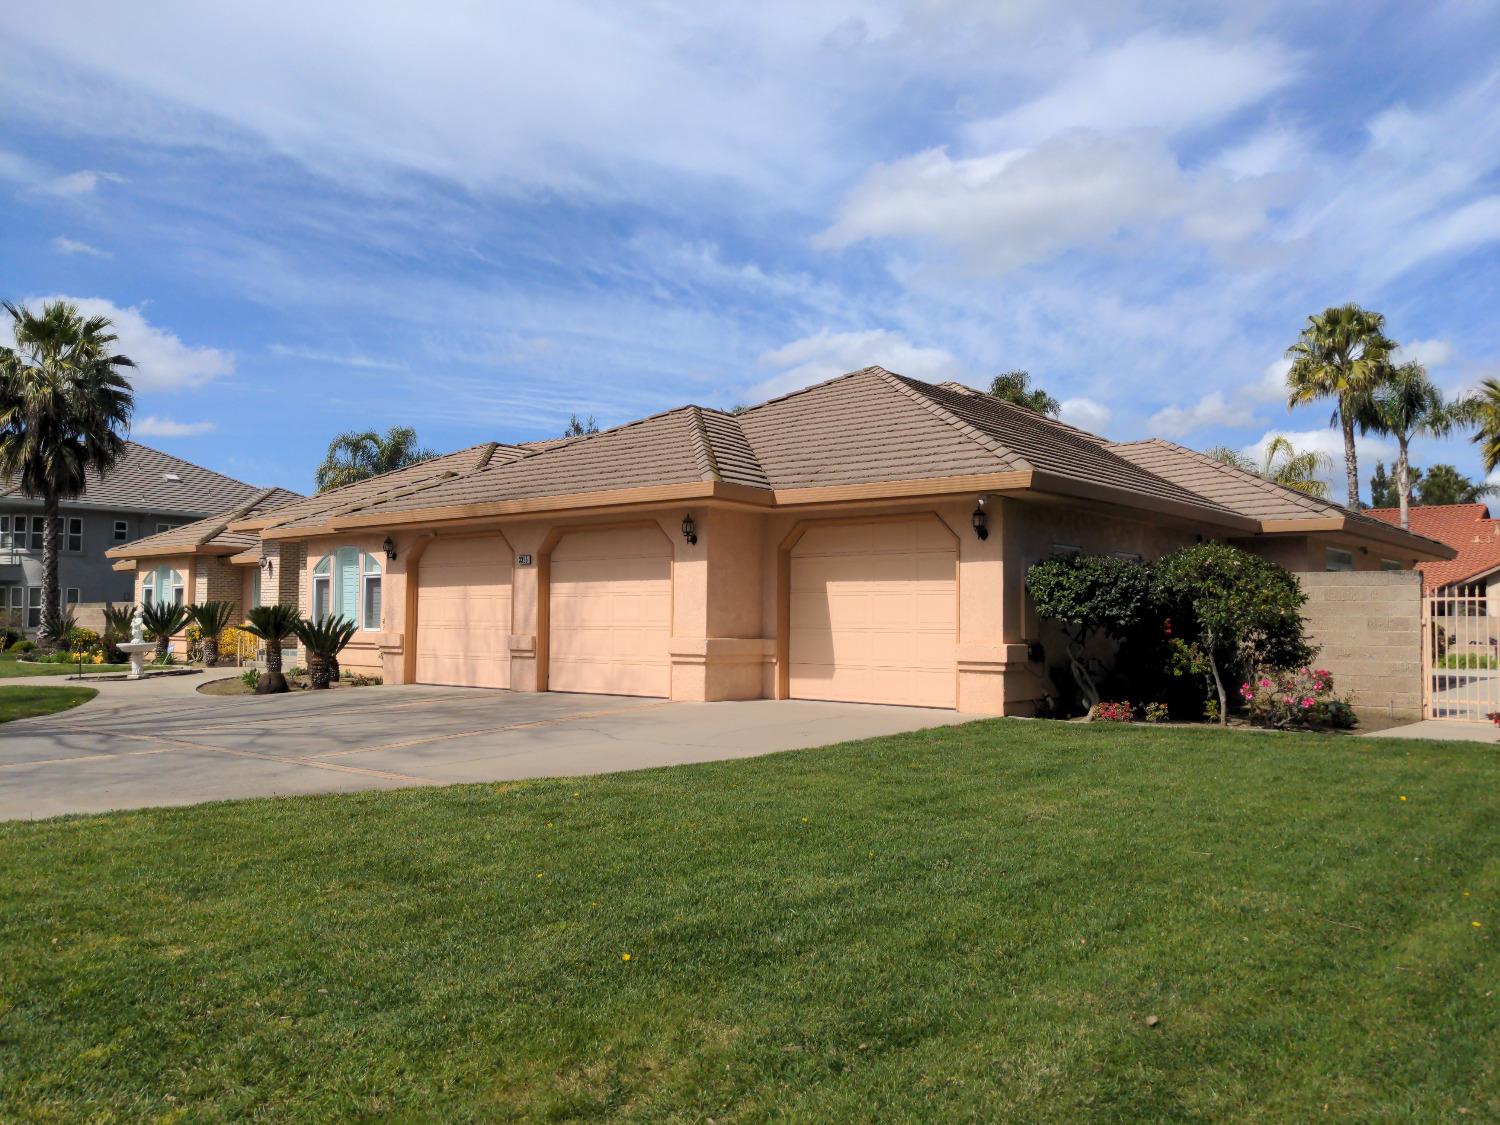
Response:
[[1423, 590, 1499, 721]]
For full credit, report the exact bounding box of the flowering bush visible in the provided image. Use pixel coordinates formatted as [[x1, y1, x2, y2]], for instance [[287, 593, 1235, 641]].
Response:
[[1240, 667, 1355, 730], [1143, 702, 1169, 723], [68, 627, 102, 654], [185, 623, 260, 663], [1092, 700, 1134, 722]]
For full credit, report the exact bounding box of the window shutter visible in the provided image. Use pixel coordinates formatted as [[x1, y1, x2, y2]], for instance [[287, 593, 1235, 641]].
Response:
[[337, 548, 359, 623]]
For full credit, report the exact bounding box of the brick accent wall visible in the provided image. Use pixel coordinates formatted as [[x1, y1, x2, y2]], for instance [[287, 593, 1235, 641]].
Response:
[[1297, 570, 1422, 727], [193, 557, 245, 615], [258, 541, 307, 665]]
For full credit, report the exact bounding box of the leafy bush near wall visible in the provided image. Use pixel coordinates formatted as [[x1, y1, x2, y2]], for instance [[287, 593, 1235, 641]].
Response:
[[1241, 668, 1355, 730]]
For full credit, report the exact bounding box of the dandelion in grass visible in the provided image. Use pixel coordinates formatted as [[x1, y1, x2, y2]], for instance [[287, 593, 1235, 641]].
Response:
[[622, 952, 632, 961], [1400, 795, 1407, 802], [1474, 921, 1483, 929]]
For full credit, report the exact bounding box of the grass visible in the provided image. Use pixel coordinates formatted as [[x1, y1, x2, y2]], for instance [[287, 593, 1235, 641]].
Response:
[[0, 684, 97, 723], [1, 721, 1496, 1120], [0, 652, 129, 678], [1439, 652, 1498, 670]]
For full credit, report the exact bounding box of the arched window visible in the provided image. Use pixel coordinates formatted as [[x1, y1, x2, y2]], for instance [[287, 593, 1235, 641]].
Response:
[[311, 549, 381, 630]]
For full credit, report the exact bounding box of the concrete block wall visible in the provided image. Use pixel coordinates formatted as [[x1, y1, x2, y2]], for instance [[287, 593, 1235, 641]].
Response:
[[1297, 570, 1422, 725]]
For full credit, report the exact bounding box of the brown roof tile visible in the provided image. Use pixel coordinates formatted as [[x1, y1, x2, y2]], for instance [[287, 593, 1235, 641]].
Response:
[[1, 440, 268, 516], [105, 487, 303, 558]]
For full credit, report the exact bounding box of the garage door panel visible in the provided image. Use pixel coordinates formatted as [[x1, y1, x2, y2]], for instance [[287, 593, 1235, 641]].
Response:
[[789, 519, 957, 709], [415, 536, 512, 690], [549, 527, 672, 698]]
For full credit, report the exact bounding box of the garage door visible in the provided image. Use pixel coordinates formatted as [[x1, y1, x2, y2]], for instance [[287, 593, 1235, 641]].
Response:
[[414, 535, 513, 689], [549, 526, 672, 697], [789, 518, 957, 708]]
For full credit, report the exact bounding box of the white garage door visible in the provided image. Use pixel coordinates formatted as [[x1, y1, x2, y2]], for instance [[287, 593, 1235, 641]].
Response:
[[414, 535, 513, 689], [549, 526, 672, 697], [789, 518, 958, 708]]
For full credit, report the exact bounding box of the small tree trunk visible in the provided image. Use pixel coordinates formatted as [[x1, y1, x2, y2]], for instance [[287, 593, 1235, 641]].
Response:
[[309, 653, 330, 689], [1207, 646, 1228, 727], [155, 636, 169, 664], [1065, 630, 1100, 717], [258, 635, 289, 694], [40, 494, 61, 648], [1397, 437, 1411, 530], [203, 633, 220, 667], [1341, 408, 1360, 509]]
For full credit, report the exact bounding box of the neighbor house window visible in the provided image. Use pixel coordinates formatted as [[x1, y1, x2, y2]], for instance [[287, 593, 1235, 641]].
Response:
[[362, 554, 382, 630], [66, 518, 82, 553], [1379, 559, 1403, 572], [113, 520, 129, 542], [155, 523, 175, 535], [26, 586, 41, 628], [141, 565, 184, 607], [63, 588, 80, 608], [1325, 548, 1355, 572], [0, 515, 11, 549], [312, 549, 382, 630], [28, 516, 43, 551]]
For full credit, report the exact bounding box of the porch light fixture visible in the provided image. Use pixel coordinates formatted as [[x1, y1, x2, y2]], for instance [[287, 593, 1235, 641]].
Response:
[[260, 556, 274, 576], [681, 513, 698, 545], [971, 499, 989, 541], [383, 535, 397, 560]]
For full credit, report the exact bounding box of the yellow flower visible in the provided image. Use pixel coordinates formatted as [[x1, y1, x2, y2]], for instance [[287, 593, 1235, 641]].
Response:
[[621, 952, 631, 961], [535, 872, 544, 879], [1464, 891, 1471, 897], [1475, 921, 1483, 929], [1399, 795, 1407, 802]]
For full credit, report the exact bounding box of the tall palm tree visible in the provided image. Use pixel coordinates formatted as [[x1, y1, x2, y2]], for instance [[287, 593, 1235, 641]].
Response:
[[1459, 378, 1500, 478], [0, 301, 135, 646], [1260, 435, 1332, 499], [1285, 304, 1393, 508], [1358, 361, 1453, 529], [315, 426, 436, 492]]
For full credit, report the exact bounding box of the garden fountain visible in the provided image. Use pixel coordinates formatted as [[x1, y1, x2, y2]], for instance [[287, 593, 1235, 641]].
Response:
[[116, 609, 156, 680]]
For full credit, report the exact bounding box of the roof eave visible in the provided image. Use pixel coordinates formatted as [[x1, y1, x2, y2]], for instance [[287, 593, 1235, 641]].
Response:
[[1258, 517, 1457, 560], [1026, 470, 1260, 533]]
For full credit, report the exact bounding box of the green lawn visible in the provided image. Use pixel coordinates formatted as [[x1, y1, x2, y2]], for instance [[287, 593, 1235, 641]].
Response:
[[0, 684, 96, 723], [1, 722, 1495, 1120], [0, 653, 129, 678]]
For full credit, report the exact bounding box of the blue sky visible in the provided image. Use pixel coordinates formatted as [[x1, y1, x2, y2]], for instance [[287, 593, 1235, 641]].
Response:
[[3, 1, 1498, 497]]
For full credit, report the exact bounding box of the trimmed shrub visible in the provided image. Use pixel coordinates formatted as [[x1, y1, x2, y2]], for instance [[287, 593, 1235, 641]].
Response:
[[1241, 667, 1355, 730], [1091, 701, 1133, 722]]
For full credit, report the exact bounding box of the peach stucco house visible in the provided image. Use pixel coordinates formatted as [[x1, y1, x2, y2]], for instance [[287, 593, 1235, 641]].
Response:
[[108, 367, 1452, 713]]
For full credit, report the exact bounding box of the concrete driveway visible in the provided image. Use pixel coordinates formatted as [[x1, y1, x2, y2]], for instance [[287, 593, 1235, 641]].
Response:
[[0, 674, 967, 821]]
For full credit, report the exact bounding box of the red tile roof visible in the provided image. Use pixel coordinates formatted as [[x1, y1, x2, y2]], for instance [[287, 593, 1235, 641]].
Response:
[[1365, 504, 1500, 590]]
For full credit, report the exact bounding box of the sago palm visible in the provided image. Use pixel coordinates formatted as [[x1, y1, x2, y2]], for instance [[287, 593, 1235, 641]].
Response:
[[0, 300, 135, 645], [1260, 435, 1332, 499], [1359, 361, 1452, 528], [242, 604, 301, 694], [314, 426, 436, 492], [1285, 304, 1393, 508], [140, 601, 191, 664], [187, 600, 236, 666], [292, 614, 357, 689]]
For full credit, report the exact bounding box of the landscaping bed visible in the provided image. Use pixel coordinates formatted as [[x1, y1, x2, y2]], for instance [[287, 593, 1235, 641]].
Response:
[[0, 685, 97, 723], [0, 720, 1494, 1119]]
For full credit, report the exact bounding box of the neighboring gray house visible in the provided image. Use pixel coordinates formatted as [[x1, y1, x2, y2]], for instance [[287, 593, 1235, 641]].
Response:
[[0, 442, 277, 634]]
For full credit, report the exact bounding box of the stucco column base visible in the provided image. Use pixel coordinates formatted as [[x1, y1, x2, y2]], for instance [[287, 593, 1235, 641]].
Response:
[[508, 634, 538, 692], [669, 637, 775, 701], [957, 642, 1047, 715]]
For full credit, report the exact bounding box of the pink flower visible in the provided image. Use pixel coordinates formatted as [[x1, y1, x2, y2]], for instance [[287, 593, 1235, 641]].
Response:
[[1259, 678, 1272, 689], [1301, 698, 1314, 709]]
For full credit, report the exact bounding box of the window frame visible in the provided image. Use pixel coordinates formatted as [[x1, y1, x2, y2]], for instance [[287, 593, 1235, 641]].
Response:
[[28, 516, 43, 551], [26, 586, 41, 628], [312, 549, 382, 630], [0, 514, 10, 549], [66, 517, 82, 553], [113, 519, 129, 542], [1325, 547, 1356, 572]]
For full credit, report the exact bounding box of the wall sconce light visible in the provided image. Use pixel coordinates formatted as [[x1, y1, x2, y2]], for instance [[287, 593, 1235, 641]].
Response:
[[383, 535, 397, 561], [971, 498, 989, 541], [681, 513, 698, 545], [260, 556, 273, 577]]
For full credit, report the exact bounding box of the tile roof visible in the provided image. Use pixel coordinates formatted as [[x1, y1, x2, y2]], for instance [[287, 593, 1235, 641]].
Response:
[[1111, 439, 1455, 557], [1365, 504, 1500, 590], [105, 487, 303, 559], [242, 365, 1446, 562], [0, 440, 268, 515]]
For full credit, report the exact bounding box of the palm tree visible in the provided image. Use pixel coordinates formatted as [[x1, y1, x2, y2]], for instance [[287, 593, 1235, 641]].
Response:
[[242, 604, 300, 694], [987, 370, 1061, 417], [1260, 435, 1332, 499], [140, 601, 191, 665], [1285, 304, 1394, 508], [315, 426, 436, 492], [1207, 438, 1330, 497], [1358, 361, 1453, 528], [292, 614, 357, 689], [1459, 378, 1500, 477], [187, 600, 236, 666], [0, 301, 134, 646]]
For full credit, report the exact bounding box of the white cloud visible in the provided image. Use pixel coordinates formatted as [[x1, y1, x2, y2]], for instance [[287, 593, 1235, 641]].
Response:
[[268, 343, 403, 370], [1243, 428, 1395, 480], [38, 169, 123, 197], [1393, 338, 1455, 368], [1059, 396, 1111, 433], [51, 236, 111, 258], [750, 328, 962, 399], [133, 415, 217, 438], [1148, 358, 1293, 438], [21, 295, 234, 391], [966, 32, 1298, 149], [818, 131, 1277, 273]]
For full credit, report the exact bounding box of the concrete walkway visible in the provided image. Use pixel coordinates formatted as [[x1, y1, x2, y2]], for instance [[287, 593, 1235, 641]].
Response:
[[1364, 718, 1500, 743], [0, 674, 968, 821]]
